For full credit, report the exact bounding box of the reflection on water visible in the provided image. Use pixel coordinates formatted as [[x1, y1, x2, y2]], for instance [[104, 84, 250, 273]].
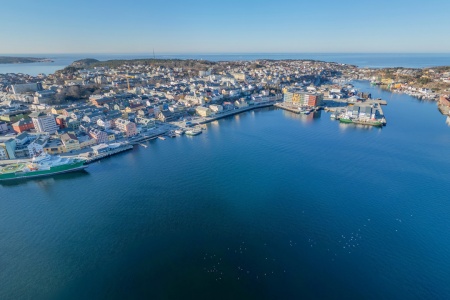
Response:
[[0, 169, 90, 188]]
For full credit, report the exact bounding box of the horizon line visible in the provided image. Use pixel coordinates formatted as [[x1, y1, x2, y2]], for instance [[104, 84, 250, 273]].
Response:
[[2, 51, 450, 56]]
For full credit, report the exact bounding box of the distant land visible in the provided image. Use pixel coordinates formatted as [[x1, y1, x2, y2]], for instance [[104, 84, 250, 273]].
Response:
[[0, 56, 53, 64]]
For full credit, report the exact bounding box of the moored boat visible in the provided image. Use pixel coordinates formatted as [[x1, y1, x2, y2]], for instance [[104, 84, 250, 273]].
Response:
[[186, 128, 202, 136], [339, 118, 353, 124], [0, 153, 87, 181]]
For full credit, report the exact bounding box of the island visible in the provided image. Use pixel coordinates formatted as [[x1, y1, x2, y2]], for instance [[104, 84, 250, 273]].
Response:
[[0, 56, 53, 64]]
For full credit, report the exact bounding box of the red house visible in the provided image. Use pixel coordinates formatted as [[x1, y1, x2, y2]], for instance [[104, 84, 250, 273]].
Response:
[[12, 118, 34, 133]]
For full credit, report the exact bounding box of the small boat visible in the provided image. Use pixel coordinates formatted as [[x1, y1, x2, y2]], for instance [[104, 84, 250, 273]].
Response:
[[339, 118, 353, 124], [140, 143, 147, 148], [167, 131, 176, 138], [158, 136, 166, 140], [175, 129, 185, 135], [186, 128, 202, 136]]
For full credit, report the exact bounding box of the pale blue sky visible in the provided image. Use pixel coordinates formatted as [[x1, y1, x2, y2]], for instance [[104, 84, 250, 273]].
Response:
[[1, 0, 449, 54]]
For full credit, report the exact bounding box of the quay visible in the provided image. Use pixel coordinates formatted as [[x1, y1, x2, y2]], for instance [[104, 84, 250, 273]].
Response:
[[80, 145, 134, 164], [273, 102, 302, 114], [193, 102, 277, 125]]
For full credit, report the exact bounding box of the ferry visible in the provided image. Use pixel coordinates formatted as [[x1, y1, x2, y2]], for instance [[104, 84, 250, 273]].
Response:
[[0, 153, 87, 181]]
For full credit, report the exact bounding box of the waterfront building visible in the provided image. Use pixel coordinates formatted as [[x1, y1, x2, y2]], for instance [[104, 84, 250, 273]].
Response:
[[89, 128, 109, 144], [195, 106, 212, 117], [234, 99, 249, 109], [60, 133, 81, 152], [156, 110, 182, 122], [43, 139, 65, 155], [209, 104, 223, 113], [77, 133, 97, 149], [91, 144, 110, 155], [30, 112, 58, 133], [135, 117, 156, 128], [27, 136, 47, 157], [284, 90, 324, 107], [115, 118, 137, 137]]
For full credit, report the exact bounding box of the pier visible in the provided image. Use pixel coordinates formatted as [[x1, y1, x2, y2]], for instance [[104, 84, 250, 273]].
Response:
[[273, 102, 302, 114], [195, 102, 276, 125], [81, 145, 134, 164]]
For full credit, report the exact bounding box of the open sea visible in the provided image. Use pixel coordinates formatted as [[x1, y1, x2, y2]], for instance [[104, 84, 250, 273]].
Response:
[[1, 53, 450, 75], [1, 80, 450, 299]]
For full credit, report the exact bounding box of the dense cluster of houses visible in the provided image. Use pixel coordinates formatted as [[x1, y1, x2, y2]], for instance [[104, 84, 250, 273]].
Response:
[[0, 59, 360, 160]]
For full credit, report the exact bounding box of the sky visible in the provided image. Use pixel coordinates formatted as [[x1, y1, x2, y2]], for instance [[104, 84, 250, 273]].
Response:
[[1, 0, 449, 54]]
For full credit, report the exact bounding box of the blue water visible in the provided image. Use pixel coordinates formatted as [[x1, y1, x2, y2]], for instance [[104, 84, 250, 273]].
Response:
[[1, 81, 450, 299], [1, 53, 450, 75]]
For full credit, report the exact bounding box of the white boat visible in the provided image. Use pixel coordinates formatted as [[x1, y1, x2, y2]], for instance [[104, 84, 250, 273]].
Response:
[[175, 129, 185, 135], [186, 128, 202, 136]]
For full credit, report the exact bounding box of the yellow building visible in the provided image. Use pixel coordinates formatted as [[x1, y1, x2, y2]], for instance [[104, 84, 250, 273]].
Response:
[[43, 140, 65, 154], [60, 133, 81, 152], [107, 133, 116, 141], [195, 106, 212, 117]]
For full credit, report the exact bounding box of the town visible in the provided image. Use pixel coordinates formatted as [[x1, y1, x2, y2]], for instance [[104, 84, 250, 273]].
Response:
[[0, 57, 448, 167]]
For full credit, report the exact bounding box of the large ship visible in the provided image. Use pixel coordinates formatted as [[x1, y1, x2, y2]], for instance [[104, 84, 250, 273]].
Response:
[[0, 153, 87, 181]]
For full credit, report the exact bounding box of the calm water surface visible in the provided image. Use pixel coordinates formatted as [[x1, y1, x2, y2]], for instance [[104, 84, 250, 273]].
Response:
[[1, 81, 450, 299]]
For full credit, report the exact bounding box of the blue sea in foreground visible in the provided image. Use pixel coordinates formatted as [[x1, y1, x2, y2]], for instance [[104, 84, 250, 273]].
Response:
[[1, 53, 450, 75], [1, 81, 450, 299]]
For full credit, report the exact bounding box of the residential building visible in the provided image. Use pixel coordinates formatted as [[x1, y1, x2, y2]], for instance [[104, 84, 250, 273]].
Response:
[[30, 112, 58, 133], [135, 117, 156, 128], [0, 121, 8, 133], [43, 139, 65, 154], [27, 136, 47, 157], [115, 118, 137, 137], [60, 133, 81, 152], [12, 118, 34, 133], [0, 138, 16, 160], [89, 128, 108, 144], [77, 133, 97, 149]]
